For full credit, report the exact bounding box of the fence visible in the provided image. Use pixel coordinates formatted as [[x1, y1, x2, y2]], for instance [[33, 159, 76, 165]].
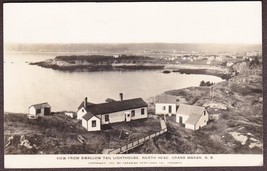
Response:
[[108, 128, 167, 154]]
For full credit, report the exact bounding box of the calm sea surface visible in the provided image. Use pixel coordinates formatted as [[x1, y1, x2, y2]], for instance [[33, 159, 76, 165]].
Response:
[[4, 52, 223, 113]]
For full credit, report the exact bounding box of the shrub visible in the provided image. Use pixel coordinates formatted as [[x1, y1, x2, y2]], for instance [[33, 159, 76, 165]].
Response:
[[221, 114, 229, 119], [199, 80, 215, 87]]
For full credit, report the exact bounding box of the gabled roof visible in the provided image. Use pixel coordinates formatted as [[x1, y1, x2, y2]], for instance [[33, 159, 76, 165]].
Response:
[[177, 104, 206, 125], [78, 102, 95, 110], [29, 102, 50, 109], [82, 98, 147, 115], [155, 94, 177, 104], [82, 112, 100, 121], [177, 104, 205, 116], [185, 113, 203, 125]]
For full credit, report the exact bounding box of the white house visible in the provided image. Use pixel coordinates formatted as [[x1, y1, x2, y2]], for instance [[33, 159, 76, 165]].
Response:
[[155, 94, 177, 115], [176, 104, 209, 130], [77, 95, 148, 132], [77, 97, 95, 120], [29, 102, 51, 116]]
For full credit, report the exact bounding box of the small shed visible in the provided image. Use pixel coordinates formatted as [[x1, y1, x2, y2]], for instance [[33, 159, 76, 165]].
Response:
[[82, 112, 101, 132], [29, 102, 51, 116], [65, 112, 76, 119], [176, 104, 208, 130]]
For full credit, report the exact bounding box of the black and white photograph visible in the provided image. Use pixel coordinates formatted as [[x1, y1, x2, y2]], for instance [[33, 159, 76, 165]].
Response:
[[3, 1, 263, 168]]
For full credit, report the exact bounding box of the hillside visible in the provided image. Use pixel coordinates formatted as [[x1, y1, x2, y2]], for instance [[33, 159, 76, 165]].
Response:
[[133, 60, 263, 154], [4, 113, 161, 154]]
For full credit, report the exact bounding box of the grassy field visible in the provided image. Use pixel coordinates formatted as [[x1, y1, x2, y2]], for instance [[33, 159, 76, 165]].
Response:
[[4, 113, 161, 154]]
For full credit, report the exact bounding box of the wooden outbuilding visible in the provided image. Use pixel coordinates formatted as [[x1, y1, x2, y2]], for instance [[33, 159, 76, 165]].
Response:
[[29, 102, 51, 116]]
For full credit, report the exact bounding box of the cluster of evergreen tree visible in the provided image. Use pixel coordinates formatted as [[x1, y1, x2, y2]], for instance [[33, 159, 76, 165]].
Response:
[[199, 80, 214, 87]]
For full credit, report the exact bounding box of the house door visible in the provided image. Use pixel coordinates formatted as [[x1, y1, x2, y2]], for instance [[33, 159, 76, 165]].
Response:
[[168, 106, 172, 113], [179, 116, 183, 123], [44, 107, 50, 115], [125, 112, 131, 122]]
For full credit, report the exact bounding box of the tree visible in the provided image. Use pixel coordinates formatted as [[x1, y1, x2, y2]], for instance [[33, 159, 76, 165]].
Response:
[[200, 80, 206, 86], [206, 81, 211, 86]]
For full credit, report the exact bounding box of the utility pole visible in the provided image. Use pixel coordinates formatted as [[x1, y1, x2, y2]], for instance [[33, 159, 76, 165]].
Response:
[[210, 86, 215, 101], [210, 86, 214, 101], [209, 87, 212, 101], [211, 87, 214, 102]]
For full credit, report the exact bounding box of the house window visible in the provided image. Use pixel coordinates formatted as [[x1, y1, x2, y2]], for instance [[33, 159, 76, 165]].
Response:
[[105, 115, 109, 122], [92, 120, 96, 127], [36, 109, 41, 114], [82, 109, 84, 112], [204, 111, 206, 115], [141, 108, 145, 115], [162, 106, 166, 110], [131, 110, 135, 117]]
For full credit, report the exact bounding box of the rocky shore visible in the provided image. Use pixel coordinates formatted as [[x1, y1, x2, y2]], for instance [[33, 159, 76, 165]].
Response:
[[29, 55, 234, 80], [29, 55, 165, 71], [133, 60, 263, 154]]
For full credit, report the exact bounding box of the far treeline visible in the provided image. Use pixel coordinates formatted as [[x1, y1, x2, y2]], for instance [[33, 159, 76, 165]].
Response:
[[5, 43, 262, 54], [55, 55, 154, 63]]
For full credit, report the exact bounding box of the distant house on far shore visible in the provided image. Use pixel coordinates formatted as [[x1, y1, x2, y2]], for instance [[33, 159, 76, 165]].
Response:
[[176, 104, 208, 131], [155, 94, 177, 116], [29, 102, 51, 116]]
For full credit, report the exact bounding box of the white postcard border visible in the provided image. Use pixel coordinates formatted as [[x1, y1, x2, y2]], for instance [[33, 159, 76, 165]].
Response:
[[5, 154, 263, 168]]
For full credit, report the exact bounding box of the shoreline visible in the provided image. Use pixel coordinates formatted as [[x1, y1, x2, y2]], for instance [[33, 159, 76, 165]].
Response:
[[30, 62, 232, 79], [28, 54, 234, 79], [33, 64, 166, 71], [171, 68, 232, 80], [164, 64, 233, 80]]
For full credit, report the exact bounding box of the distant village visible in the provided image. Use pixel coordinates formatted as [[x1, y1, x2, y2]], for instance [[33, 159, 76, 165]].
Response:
[[157, 51, 262, 65]]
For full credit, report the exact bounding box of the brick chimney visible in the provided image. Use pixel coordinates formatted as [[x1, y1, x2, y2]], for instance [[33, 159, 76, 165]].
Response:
[[119, 93, 123, 101], [84, 97, 87, 108]]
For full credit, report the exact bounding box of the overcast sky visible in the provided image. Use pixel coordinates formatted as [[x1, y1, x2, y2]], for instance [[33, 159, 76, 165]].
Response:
[[4, 2, 262, 44]]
